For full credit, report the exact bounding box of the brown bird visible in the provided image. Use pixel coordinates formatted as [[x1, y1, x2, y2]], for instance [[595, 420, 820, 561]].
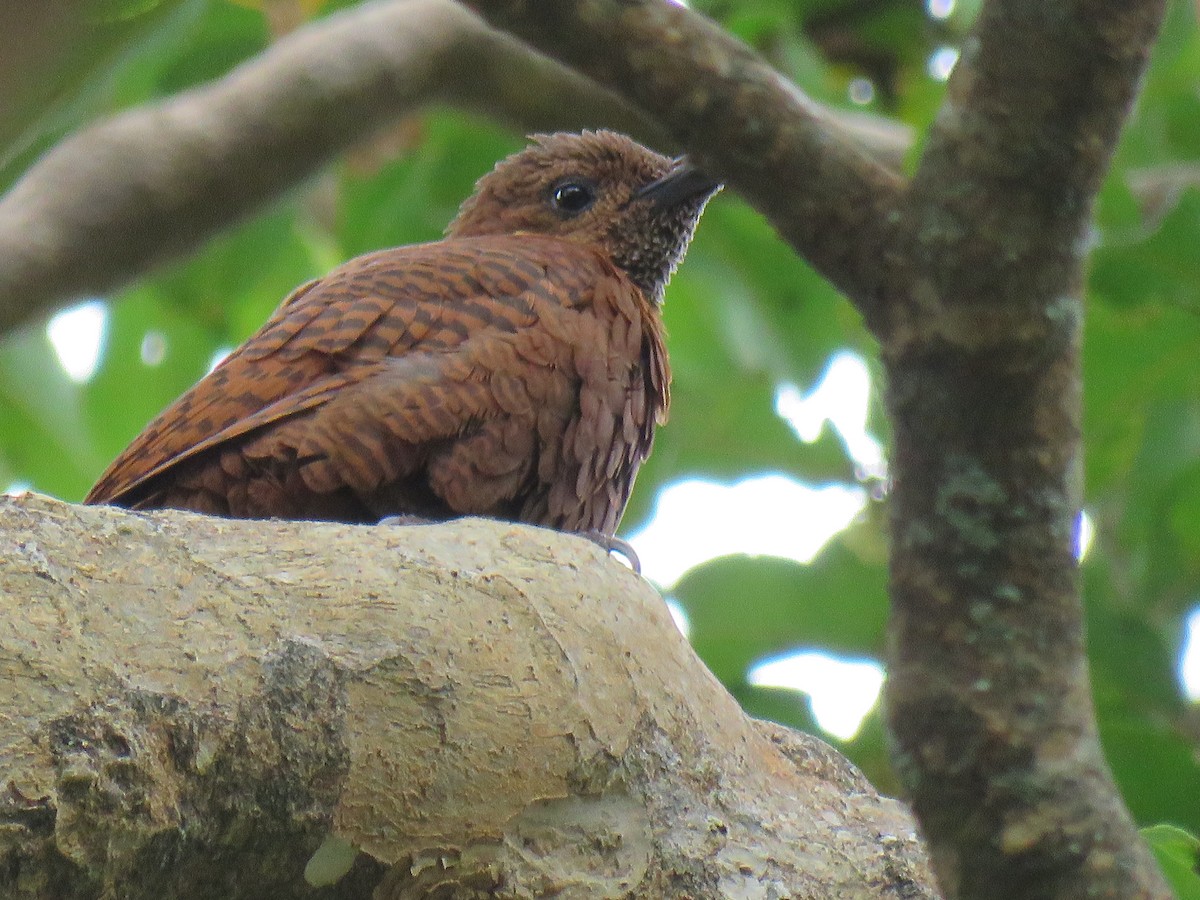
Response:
[[86, 131, 718, 544]]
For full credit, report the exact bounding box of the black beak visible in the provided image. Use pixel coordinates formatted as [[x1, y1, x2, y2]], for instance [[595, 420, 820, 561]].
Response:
[[635, 158, 722, 206]]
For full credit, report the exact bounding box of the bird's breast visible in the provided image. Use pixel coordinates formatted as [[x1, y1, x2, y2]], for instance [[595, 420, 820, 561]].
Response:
[[519, 259, 669, 535]]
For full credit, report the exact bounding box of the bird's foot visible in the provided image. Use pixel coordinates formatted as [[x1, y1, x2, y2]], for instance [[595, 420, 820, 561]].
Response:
[[580, 530, 641, 575], [377, 514, 434, 527]]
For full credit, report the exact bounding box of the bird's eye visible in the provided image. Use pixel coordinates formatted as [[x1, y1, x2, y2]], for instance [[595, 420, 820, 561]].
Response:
[[549, 179, 597, 216]]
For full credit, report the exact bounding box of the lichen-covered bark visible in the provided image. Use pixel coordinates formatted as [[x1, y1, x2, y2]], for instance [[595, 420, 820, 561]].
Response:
[[880, 1, 1169, 897], [0, 493, 936, 899]]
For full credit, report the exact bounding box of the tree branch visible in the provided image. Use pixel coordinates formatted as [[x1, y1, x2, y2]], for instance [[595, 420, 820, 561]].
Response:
[[0, 0, 919, 340], [462, 0, 905, 332], [0, 0, 660, 337], [0, 493, 938, 899], [880, 0, 1171, 897]]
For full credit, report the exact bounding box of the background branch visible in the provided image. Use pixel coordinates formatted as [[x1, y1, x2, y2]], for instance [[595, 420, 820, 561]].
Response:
[[0, 0, 919, 339], [0, 0, 660, 337], [463, 0, 905, 331], [0, 493, 937, 899]]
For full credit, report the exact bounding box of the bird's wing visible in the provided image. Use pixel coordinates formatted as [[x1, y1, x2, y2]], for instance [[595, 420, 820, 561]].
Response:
[[85, 237, 619, 510]]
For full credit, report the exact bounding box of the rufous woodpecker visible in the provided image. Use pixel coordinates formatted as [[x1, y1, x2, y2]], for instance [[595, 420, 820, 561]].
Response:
[[87, 131, 719, 548]]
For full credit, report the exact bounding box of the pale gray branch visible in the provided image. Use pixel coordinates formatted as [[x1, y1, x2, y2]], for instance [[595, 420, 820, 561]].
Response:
[[0, 493, 938, 899], [0, 0, 920, 339], [0, 0, 658, 336]]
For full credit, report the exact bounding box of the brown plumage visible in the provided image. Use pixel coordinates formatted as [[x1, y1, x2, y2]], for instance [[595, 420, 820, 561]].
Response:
[[86, 131, 719, 537]]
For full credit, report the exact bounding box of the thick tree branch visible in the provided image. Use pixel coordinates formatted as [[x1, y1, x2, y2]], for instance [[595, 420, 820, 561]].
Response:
[[880, 0, 1171, 898], [462, 0, 905, 331], [0, 0, 660, 337], [0, 493, 938, 899]]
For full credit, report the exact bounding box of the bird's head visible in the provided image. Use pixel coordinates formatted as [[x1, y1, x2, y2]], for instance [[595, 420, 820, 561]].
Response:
[[447, 130, 721, 305]]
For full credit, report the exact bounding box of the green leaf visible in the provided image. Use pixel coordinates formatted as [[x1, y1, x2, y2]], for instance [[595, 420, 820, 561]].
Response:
[[0, 327, 104, 499], [1097, 710, 1200, 835], [623, 375, 855, 530], [686, 199, 874, 388], [1083, 301, 1200, 498], [75, 199, 331, 483], [840, 707, 901, 797], [80, 284, 220, 480], [1081, 549, 1200, 832], [1142, 824, 1200, 900], [340, 113, 521, 255], [735, 684, 820, 736], [1091, 190, 1200, 313]]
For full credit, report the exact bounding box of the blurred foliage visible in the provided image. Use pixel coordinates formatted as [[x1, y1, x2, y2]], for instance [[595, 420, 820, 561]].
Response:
[[1, 0, 1198, 845], [0, 1, 208, 193], [1143, 824, 1200, 898]]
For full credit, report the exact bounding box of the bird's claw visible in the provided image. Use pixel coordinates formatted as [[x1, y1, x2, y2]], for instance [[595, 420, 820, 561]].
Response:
[[581, 530, 641, 575]]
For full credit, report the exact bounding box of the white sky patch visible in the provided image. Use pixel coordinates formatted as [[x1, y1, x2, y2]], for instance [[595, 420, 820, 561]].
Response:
[[628, 350, 881, 730], [140, 330, 168, 367], [665, 597, 691, 640], [4, 481, 32, 496], [750, 651, 885, 740], [775, 350, 886, 479], [926, 0, 955, 19], [1181, 606, 1200, 702], [1075, 510, 1095, 561], [928, 45, 960, 81], [848, 77, 875, 106], [207, 345, 234, 374], [46, 300, 108, 383], [626, 474, 866, 589]]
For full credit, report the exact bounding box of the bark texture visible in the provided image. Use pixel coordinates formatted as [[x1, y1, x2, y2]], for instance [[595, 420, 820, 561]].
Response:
[[0, 493, 936, 899], [881, 2, 1169, 898]]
